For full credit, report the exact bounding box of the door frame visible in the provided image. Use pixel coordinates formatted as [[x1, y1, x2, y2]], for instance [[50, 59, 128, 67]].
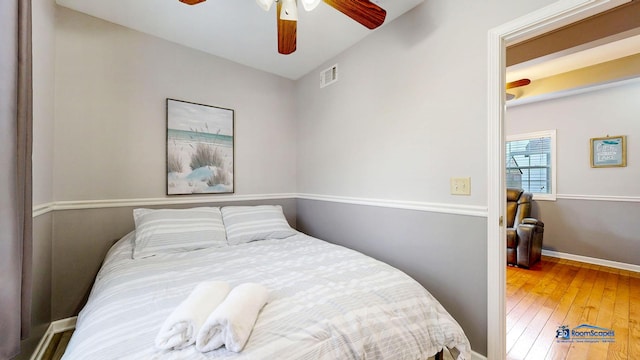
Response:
[[485, 0, 630, 359]]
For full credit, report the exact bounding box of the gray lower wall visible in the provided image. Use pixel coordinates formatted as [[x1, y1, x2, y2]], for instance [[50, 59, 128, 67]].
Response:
[[48, 198, 488, 355], [51, 198, 296, 321], [17, 214, 53, 360], [41, 196, 639, 356], [533, 198, 640, 266], [296, 199, 488, 355]]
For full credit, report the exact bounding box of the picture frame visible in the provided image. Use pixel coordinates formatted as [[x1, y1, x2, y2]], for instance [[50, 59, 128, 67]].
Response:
[[166, 98, 234, 195], [590, 135, 626, 168]]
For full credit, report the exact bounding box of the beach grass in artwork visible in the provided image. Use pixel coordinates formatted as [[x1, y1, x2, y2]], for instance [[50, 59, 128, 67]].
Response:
[[167, 99, 234, 195]]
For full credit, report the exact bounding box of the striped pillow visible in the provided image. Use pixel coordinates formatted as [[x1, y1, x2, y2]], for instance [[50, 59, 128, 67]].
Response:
[[132, 207, 227, 259], [221, 205, 296, 246]]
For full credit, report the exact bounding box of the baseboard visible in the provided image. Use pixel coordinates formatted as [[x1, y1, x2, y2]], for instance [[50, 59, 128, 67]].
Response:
[[443, 349, 486, 360], [542, 249, 640, 273], [30, 317, 77, 360]]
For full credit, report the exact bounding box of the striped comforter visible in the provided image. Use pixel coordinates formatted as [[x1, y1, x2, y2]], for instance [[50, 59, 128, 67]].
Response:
[[63, 232, 471, 360]]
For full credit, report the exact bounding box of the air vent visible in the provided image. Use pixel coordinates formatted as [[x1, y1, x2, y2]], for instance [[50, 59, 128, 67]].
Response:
[[320, 64, 338, 88]]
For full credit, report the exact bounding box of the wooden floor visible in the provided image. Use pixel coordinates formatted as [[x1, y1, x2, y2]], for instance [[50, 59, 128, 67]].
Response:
[[507, 256, 640, 360]]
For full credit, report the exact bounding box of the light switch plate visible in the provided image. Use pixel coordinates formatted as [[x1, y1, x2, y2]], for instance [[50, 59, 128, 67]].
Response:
[[451, 177, 471, 195]]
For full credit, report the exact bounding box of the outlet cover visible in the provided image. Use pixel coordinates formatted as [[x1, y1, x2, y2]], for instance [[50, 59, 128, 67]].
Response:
[[451, 177, 471, 195]]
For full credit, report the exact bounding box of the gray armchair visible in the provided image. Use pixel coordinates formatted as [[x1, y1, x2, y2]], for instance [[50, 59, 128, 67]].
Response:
[[506, 188, 544, 268]]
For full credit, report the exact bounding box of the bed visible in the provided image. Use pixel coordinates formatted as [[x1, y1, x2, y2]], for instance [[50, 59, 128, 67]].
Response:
[[62, 206, 471, 360]]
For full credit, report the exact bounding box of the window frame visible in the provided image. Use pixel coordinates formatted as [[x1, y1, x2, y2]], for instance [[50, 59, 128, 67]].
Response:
[[506, 129, 557, 201]]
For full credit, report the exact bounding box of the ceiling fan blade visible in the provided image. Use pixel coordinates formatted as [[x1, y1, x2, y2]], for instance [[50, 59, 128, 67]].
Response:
[[178, 0, 206, 5], [322, 0, 386, 29], [506, 78, 531, 89], [277, 1, 297, 54]]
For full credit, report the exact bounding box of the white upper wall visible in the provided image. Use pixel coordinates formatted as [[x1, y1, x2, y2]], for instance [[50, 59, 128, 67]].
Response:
[[49, 0, 563, 204], [507, 80, 640, 196], [53, 7, 297, 201], [295, 0, 556, 206], [32, 0, 57, 205]]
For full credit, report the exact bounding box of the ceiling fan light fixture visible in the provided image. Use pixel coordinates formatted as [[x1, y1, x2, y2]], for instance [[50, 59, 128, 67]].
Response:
[[280, 0, 299, 21], [300, 0, 321, 11], [256, 0, 275, 11]]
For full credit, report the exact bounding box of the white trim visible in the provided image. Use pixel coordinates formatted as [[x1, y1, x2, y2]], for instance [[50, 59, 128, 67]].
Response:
[[32, 193, 297, 217], [556, 193, 640, 202], [506, 129, 555, 142], [487, 1, 630, 359], [33, 193, 489, 218], [298, 193, 488, 217], [532, 193, 557, 201], [543, 249, 640, 273], [32, 202, 54, 217], [50, 316, 77, 333], [52, 193, 297, 210], [487, 20, 507, 360], [30, 317, 77, 360], [471, 350, 488, 360], [507, 76, 640, 107], [29, 326, 53, 360], [33, 192, 636, 219]]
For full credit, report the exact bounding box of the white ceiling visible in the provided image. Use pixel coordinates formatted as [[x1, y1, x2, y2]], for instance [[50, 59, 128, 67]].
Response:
[[55, 0, 424, 80], [506, 33, 640, 83]]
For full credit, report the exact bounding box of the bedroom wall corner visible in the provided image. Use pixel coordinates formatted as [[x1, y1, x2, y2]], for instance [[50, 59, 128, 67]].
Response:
[[17, 213, 53, 360], [292, 0, 557, 356], [51, 6, 300, 322], [50, 198, 296, 321], [53, 6, 298, 202], [18, 0, 58, 358], [296, 199, 488, 354], [32, 0, 55, 207]]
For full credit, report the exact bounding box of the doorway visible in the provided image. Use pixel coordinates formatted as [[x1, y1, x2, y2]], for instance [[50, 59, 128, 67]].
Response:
[[486, 1, 631, 359]]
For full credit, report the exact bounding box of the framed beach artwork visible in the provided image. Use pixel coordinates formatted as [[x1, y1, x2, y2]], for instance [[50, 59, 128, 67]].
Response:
[[166, 99, 234, 195], [590, 135, 626, 168]]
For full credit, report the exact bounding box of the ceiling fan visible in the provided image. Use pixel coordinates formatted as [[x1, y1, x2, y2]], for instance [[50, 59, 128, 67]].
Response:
[[178, 0, 387, 55], [506, 78, 530, 100]]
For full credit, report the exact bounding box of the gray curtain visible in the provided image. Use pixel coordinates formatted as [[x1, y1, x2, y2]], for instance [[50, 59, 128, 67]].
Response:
[[0, 0, 33, 358]]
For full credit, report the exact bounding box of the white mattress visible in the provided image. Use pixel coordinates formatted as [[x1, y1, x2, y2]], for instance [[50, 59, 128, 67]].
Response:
[[63, 232, 471, 359]]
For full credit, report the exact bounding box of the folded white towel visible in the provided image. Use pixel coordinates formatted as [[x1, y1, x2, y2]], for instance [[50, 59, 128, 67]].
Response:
[[196, 283, 269, 353], [155, 281, 231, 350]]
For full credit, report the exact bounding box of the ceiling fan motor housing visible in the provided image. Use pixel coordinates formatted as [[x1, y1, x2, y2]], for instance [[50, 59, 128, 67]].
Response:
[[178, 0, 387, 55], [179, 0, 206, 5]]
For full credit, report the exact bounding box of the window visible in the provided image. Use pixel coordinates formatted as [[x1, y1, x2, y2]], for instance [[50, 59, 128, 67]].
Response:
[[506, 130, 556, 200]]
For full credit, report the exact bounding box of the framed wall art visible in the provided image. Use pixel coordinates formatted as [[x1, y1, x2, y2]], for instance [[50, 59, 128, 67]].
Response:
[[590, 135, 626, 168], [166, 98, 234, 195]]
